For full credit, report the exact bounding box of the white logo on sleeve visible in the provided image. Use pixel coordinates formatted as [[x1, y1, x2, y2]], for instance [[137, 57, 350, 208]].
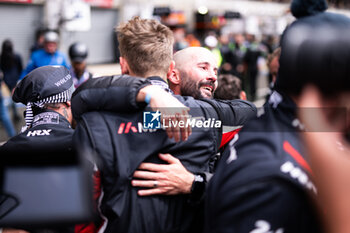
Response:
[[26, 129, 52, 137], [250, 220, 284, 233], [226, 134, 239, 164], [280, 161, 317, 194]]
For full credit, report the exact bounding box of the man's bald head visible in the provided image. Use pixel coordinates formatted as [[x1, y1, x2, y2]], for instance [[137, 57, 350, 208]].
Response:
[[174, 47, 216, 70], [171, 47, 218, 99]]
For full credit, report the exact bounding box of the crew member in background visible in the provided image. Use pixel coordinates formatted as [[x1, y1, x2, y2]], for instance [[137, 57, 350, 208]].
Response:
[[0, 66, 75, 233], [0, 65, 99, 233], [20, 31, 70, 79], [214, 74, 246, 101], [68, 42, 93, 88]]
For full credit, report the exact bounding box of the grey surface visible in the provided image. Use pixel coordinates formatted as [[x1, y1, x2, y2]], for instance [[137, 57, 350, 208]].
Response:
[[0, 4, 43, 65]]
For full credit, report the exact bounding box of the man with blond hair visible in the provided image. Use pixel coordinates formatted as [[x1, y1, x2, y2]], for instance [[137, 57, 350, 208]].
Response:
[[71, 16, 256, 233]]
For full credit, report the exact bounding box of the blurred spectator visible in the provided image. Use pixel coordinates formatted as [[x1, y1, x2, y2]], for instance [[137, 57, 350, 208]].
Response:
[[20, 31, 69, 79], [185, 33, 201, 47], [30, 28, 46, 54], [68, 42, 93, 88], [218, 34, 239, 76], [243, 34, 265, 101], [267, 47, 281, 86], [0, 69, 16, 138], [231, 33, 248, 79], [261, 35, 277, 54], [214, 74, 246, 100], [204, 34, 222, 67], [0, 39, 23, 122], [173, 27, 189, 52]]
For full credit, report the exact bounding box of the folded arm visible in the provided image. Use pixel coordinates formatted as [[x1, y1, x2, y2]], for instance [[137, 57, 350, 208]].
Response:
[[72, 75, 191, 142]]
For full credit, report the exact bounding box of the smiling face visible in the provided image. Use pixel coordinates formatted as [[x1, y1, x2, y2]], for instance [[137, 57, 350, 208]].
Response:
[[44, 41, 57, 54], [176, 47, 218, 99]]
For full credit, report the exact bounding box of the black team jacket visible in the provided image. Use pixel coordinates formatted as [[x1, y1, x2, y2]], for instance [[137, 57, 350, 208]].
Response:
[[204, 91, 324, 233]]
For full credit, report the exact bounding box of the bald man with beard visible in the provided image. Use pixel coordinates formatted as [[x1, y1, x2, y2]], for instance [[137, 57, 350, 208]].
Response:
[[169, 47, 218, 99]]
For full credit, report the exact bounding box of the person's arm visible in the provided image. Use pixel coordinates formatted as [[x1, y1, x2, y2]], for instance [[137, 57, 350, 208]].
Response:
[[71, 75, 191, 142], [299, 85, 350, 233], [137, 86, 191, 142], [205, 98, 257, 126], [72, 75, 187, 119], [71, 75, 152, 120], [132, 153, 208, 204]]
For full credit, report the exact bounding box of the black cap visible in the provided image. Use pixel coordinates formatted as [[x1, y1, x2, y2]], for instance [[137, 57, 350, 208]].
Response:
[[291, 0, 327, 19], [13, 66, 74, 104]]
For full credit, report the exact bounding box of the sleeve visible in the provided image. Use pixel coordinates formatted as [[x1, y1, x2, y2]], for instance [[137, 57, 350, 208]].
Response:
[[71, 75, 152, 120], [203, 99, 257, 126]]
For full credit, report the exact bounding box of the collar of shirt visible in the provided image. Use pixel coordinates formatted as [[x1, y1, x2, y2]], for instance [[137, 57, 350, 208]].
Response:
[[147, 76, 173, 94]]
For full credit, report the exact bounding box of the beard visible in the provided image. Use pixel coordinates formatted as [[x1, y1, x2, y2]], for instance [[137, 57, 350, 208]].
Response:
[[180, 79, 203, 99], [180, 78, 214, 99]]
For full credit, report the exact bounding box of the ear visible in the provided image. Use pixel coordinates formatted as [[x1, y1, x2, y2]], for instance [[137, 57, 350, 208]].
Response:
[[120, 57, 130, 74], [240, 91, 247, 100], [166, 60, 175, 79], [63, 101, 71, 108], [167, 61, 181, 85]]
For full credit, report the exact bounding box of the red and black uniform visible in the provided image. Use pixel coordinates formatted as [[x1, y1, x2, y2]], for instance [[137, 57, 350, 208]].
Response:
[[205, 91, 324, 233]]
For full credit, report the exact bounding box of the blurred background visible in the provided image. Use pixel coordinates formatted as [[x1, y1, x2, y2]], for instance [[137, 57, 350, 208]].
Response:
[[0, 0, 349, 142]]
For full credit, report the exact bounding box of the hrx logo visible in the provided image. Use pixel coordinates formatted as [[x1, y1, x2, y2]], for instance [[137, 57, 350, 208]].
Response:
[[143, 110, 161, 129], [26, 129, 52, 137]]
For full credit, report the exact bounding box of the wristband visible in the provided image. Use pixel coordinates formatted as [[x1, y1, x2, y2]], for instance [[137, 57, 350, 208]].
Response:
[[145, 92, 152, 104]]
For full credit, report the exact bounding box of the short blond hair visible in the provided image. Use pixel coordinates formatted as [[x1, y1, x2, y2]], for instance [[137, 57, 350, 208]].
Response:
[[116, 17, 174, 77]]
